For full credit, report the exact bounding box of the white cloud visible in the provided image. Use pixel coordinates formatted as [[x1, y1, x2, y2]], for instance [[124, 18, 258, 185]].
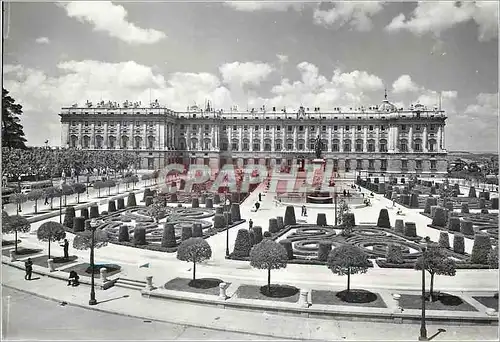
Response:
[[386, 1, 499, 42], [35, 37, 50, 44], [392, 75, 421, 94], [313, 1, 385, 31], [224, 1, 303, 12], [464, 92, 498, 117], [58, 1, 166, 44], [276, 54, 289, 64], [219, 61, 274, 87]]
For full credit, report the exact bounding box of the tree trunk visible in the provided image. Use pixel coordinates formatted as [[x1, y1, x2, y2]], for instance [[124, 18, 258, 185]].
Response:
[[98, 188, 101, 197], [347, 267, 351, 293], [430, 272, 435, 302], [34, 199, 38, 214], [193, 261, 196, 281], [50, 197, 54, 210], [77, 193, 80, 204], [15, 230, 18, 253], [267, 267, 271, 294], [48, 239, 51, 259]]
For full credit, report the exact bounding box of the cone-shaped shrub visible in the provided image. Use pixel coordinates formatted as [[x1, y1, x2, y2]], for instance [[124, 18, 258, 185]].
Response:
[[213, 214, 226, 229], [284, 206, 296, 226], [89, 205, 99, 219], [410, 193, 419, 208], [468, 186, 476, 198], [453, 183, 460, 193], [213, 193, 221, 204], [483, 192, 490, 201], [192, 223, 203, 237], [404, 222, 417, 237], [453, 233, 465, 254], [119, 225, 130, 242], [233, 229, 251, 257], [492, 197, 499, 210], [73, 217, 85, 232], [386, 244, 404, 264], [430, 186, 436, 195], [424, 198, 437, 214], [199, 194, 206, 205], [134, 227, 146, 245], [447, 217, 461, 232], [376, 209, 390, 228], [277, 216, 284, 230], [177, 203, 183, 208], [481, 208, 489, 214], [181, 225, 192, 240], [231, 203, 241, 222], [402, 194, 410, 205], [445, 202, 454, 212], [145, 196, 153, 207], [471, 234, 492, 265], [161, 223, 176, 248], [170, 193, 178, 203], [252, 226, 263, 244], [432, 207, 446, 227], [317, 213, 327, 226], [279, 239, 294, 260], [430, 205, 438, 218], [215, 207, 224, 214], [269, 218, 279, 233], [460, 202, 469, 214], [479, 198, 486, 209], [63, 206, 76, 228], [205, 198, 213, 209], [80, 208, 89, 220], [224, 212, 232, 225], [107, 200, 116, 213], [394, 219, 404, 234], [142, 188, 152, 202], [101, 211, 108, 216], [191, 198, 199, 208], [438, 232, 450, 248], [117, 198, 125, 210], [460, 220, 474, 235], [317, 240, 332, 261], [249, 230, 256, 246], [343, 213, 356, 227], [127, 193, 137, 207]]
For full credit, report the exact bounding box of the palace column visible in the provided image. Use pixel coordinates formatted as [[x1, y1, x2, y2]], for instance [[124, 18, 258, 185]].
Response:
[[260, 127, 264, 153], [78, 122, 83, 148], [90, 123, 95, 149], [376, 124, 380, 152], [305, 126, 309, 151], [363, 126, 368, 152], [271, 125, 275, 152], [408, 125, 413, 152], [340, 126, 344, 152], [328, 126, 332, 152], [437, 125, 442, 152]]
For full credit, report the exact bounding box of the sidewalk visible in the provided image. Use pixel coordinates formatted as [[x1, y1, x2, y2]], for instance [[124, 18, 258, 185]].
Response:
[[2, 266, 498, 341]]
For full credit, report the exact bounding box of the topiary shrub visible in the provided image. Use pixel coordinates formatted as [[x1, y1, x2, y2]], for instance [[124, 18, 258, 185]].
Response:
[[386, 244, 404, 264], [488, 247, 498, 269], [181, 226, 192, 241], [492, 197, 499, 210], [481, 208, 489, 214], [215, 207, 224, 215], [404, 222, 417, 237], [410, 193, 419, 208], [317, 213, 327, 226], [37, 221, 66, 259], [89, 205, 99, 219], [80, 208, 89, 220], [191, 197, 199, 208], [430, 186, 436, 195], [224, 212, 232, 225], [479, 198, 486, 209], [317, 241, 332, 261], [213, 193, 221, 204], [460, 220, 474, 235], [101, 211, 108, 216], [376, 209, 390, 228], [142, 188, 152, 202], [470, 234, 492, 265], [460, 202, 469, 214], [453, 233, 465, 254], [177, 204, 183, 208], [205, 198, 213, 209], [119, 225, 130, 242], [432, 207, 446, 227], [73, 217, 85, 232], [199, 194, 206, 205], [445, 202, 454, 212], [127, 193, 137, 207], [342, 213, 356, 227], [213, 214, 226, 229], [263, 231, 272, 238], [84, 219, 91, 230], [438, 232, 450, 248], [231, 203, 241, 222], [284, 206, 296, 226], [133, 227, 147, 245], [108, 200, 117, 213], [161, 223, 176, 248], [277, 216, 284, 230], [145, 196, 153, 207], [424, 198, 438, 214], [252, 226, 263, 244], [192, 223, 203, 238], [394, 219, 404, 234], [269, 218, 279, 233], [233, 229, 252, 257], [117, 198, 125, 210], [249, 239, 288, 293], [63, 206, 76, 228], [170, 193, 178, 203], [468, 186, 476, 198], [279, 239, 294, 260], [447, 217, 461, 232], [177, 238, 212, 281]]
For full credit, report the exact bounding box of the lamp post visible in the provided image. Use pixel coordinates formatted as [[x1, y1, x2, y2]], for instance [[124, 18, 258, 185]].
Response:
[[419, 238, 429, 341], [89, 218, 98, 306], [334, 190, 338, 225], [225, 192, 231, 257], [59, 181, 64, 223]]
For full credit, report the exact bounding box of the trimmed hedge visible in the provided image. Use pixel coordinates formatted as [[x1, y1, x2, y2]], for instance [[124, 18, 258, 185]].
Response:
[[117, 198, 125, 210], [181, 226, 192, 240], [119, 225, 130, 242], [386, 244, 404, 264], [460, 202, 469, 214], [317, 213, 327, 226], [205, 198, 213, 209], [492, 197, 499, 210], [317, 240, 332, 261], [447, 217, 461, 232], [279, 239, 294, 260], [342, 213, 356, 227], [231, 203, 241, 222], [284, 206, 296, 226], [73, 216, 85, 232], [63, 206, 76, 228], [213, 214, 226, 229], [215, 207, 224, 214], [394, 219, 404, 234], [145, 196, 153, 207], [424, 197, 437, 214], [438, 232, 450, 248], [410, 193, 419, 208], [89, 205, 99, 219], [127, 193, 137, 207], [161, 223, 176, 248], [224, 212, 232, 225], [470, 234, 492, 265], [468, 186, 476, 198], [432, 207, 446, 227], [191, 198, 199, 208], [108, 200, 117, 213], [479, 198, 486, 209], [233, 229, 252, 257], [404, 222, 417, 237], [277, 216, 284, 230], [192, 223, 203, 237], [377, 209, 390, 228], [213, 193, 221, 204], [133, 227, 147, 245], [252, 226, 263, 244], [453, 233, 465, 254], [269, 218, 279, 233], [460, 220, 474, 235], [80, 208, 89, 220]]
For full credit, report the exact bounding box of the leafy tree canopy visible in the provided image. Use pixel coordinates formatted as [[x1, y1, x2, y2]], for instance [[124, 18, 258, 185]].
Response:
[[249, 239, 288, 270], [2, 88, 27, 149], [177, 237, 212, 263], [37, 221, 66, 242], [2, 214, 31, 234], [327, 244, 370, 276], [415, 243, 456, 277]]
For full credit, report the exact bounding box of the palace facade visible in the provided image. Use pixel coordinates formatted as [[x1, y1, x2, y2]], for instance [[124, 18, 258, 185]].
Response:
[[59, 95, 448, 177]]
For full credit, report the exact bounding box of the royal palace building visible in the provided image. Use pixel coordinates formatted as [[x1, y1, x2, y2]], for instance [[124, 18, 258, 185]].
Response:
[[59, 94, 448, 177]]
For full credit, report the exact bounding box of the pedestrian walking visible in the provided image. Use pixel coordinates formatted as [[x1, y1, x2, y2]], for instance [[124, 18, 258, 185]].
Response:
[[249, 219, 253, 229], [61, 239, 69, 259], [255, 202, 260, 211], [44, 196, 49, 205], [24, 258, 33, 281], [258, 193, 262, 202], [303, 206, 307, 217], [343, 189, 347, 197]]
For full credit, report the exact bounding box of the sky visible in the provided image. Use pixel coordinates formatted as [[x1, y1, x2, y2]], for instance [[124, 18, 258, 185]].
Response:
[[2, 1, 499, 152]]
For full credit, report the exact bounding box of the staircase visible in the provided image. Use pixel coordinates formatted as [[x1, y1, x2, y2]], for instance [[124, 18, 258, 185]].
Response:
[[114, 277, 147, 290]]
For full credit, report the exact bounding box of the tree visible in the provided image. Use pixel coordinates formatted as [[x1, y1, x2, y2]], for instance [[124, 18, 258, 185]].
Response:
[[94, 181, 104, 197], [2, 88, 27, 149], [327, 244, 369, 293], [73, 228, 109, 272], [415, 244, 456, 301], [9, 193, 27, 215], [249, 239, 288, 294], [37, 221, 66, 259], [61, 184, 74, 206], [2, 214, 31, 253], [73, 183, 86, 203], [27, 189, 44, 214], [488, 247, 498, 269], [176, 238, 212, 281]]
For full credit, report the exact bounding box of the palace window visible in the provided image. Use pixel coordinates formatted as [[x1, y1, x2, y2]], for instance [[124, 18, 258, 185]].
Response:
[[253, 141, 260, 151], [299, 126, 304, 132], [287, 142, 293, 151], [254, 158, 259, 165], [332, 140, 339, 152], [70, 135, 78, 148], [367, 140, 375, 152], [264, 142, 271, 151], [357, 125, 362, 131], [309, 141, 315, 150], [243, 141, 249, 151], [243, 125, 248, 131], [222, 125, 226, 131], [333, 160, 338, 168], [400, 139, 408, 152], [368, 160, 374, 170], [222, 141, 228, 151], [135, 137, 142, 149], [428, 139, 436, 152], [265, 125, 270, 131], [380, 159, 387, 170], [379, 139, 387, 152], [344, 140, 351, 152], [380, 125, 385, 131], [416, 160, 422, 169], [276, 125, 281, 131], [135, 121, 140, 126], [345, 125, 350, 131], [276, 142, 282, 151], [205, 125, 209, 131], [255, 125, 259, 131], [345, 159, 350, 170], [232, 141, 238, 151], [192, 124, 197, 130], [401, 124, 407, 131], [310, 126, 315, 132], [416, 125, 421, 131], [322, 126, 326, 131], [356, 160, 363, 170], [369, 125, 374, 131], [204, 140, 210, 150], [401, 160, 408, 169], [430, 124, 435, 131], [148, 137, 155, 149], [333, 125, 338, 131], [83, 136, 90, 148], [180, 124, 185, 130], [191, 139, 198, 150], [355, 139, 363, 152], [233, 125, 237, 130], [288, 126, 293, 132], [414, 139, 422, 152], [84, 121, 89, 126], [97, 121, 102, 126], [430, 160, 437, 169]]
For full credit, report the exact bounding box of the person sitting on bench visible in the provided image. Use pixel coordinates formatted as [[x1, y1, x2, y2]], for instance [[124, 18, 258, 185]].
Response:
[[67, 270, 80, 287]]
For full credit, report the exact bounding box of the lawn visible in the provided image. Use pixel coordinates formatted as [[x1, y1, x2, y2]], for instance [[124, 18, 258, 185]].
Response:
[[399, 293, 477, 311], [311, 289, 387, 308], [30, 255, 78, 268], [164, 277, 226, 296], [2, 247, 42, 257], [472, 296, 498, 310], [62, 263, 121, 278], [235, 284, 299, 303]]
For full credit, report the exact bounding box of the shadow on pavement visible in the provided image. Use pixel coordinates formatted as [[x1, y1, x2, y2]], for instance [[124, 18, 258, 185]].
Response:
[[98, 294, 130, 305]]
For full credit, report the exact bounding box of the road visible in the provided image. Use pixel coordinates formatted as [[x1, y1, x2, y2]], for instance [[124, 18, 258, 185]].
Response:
[[1, 287, 282, 340]]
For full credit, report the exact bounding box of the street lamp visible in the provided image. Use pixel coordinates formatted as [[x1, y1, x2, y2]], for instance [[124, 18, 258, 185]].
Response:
[[59, 181, 64, 224], [89, 218, 99, 306], [225, 192, 231, 257], [418, 237, 430, 341], [334, 190, 338, 225]]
